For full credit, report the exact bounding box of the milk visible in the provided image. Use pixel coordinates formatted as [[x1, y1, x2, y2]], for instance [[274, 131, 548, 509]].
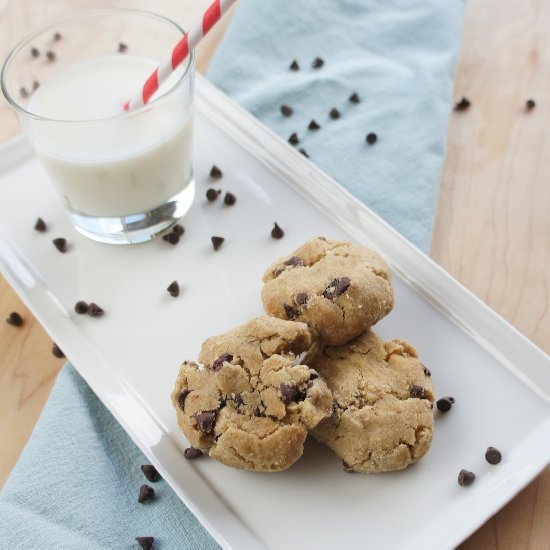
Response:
[[28, 55, 193, 217]]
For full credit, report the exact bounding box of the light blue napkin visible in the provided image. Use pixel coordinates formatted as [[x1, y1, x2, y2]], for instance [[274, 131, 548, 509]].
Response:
[[0, 1, 464, 548]]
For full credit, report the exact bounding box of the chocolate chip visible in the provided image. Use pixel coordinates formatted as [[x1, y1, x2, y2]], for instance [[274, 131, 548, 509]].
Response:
[[212, 353, 233, 371], [138, 484, 155, 503], [284, 256, 305, 267], [349, 92, 360, 103], [312, 57, 324, 69], [135, 536, 154, 550], [46, 50, 56, 62], [485, 446, 502, 465], [323, 277, 351, 300], [224, 192, 236, 206], [162, 232, 179, 245], [53, 32, 62, 42], [279, 382, 300, 404], [85, 303, 103, 317], [410, 385, 424, 398], [283, 303, 299, 319], [141, 465, 161, 482], [211, 236, 224, 251], [458, 469, 475, 486], [281, 104, 293, 117], [206, 188, 218, 202], [30, 47, 40, 58], [195, 411, 216, 433], [52, 342, 65, 358], [289, 60, 299, 71], [34, 217, 46, 232], [210, 165, 223, 179], [366, 132, 377, 145], [309, 371, 318, 380], [177, 389, 190, 409], [20, 87, 28, 98], [526, 99, 536, 111], [74, 301, 89, 314], [422, 364, 431, 376], [308, 119, 321, 130], [52, 238, 67, 253], [298, 148, 309, 158], [6, 311, 23, 326], [172, 223, 184, 236], [233, 394, 244, 406], [167, 281, 179, 297], [118, 42, 128, 53], [271, 222, 284, 239], [32, 80, 40, 91], [295, 292, 308, 306], [436, 396, 453, 412], [329, 108, 340, 119], [184, 446, 203, 459], [288, 132, 299, 145], [455, 97, 471, 111]]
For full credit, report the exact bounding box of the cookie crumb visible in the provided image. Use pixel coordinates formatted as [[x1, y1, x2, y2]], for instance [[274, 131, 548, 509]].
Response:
[[485, 446, 502, 465], [6, 311, 24, 327], [458, 469, 475, 486], [138, 484, 155, 503], [184, 447, 203, 459], [141, 465, 161, 482]]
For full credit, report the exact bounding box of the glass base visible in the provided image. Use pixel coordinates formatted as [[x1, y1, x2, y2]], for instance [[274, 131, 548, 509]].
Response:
[[68, 179, 195, 244]]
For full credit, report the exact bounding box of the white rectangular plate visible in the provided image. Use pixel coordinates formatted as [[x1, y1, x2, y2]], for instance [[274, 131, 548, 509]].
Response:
[[1, 75, 550, 550]]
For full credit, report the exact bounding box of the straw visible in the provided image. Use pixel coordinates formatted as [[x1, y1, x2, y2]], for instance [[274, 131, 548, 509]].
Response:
[[125, 0, 237, 111]]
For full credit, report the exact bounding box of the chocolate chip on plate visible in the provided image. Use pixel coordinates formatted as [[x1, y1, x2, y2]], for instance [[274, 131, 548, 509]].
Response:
[[308, 119, 321, 130], [32, 80, 40, 91], [349, 92, 360, 103], [526, 99, 536, 111], [279, 382, 300, 404], [206, 188, 219, 202], [211, 236, 224, 251], [172, 223, 184, 236], [366, 132, 377, 145], [485, 446, 502, 465], [53, 32, 62, 42], [289, 60, 299, 71], [329, 108, 340, 119], [458, 469, 476, 487], [298, 148, 309, 158], [271, 222, 284, 239], [323, 277, 351, 300], [52, 238, 67, 253], [224, 192, 236, 206], [210, 165, 223, 179], [6, 311, 23, 326], [20, 87, 29, 98], [138, 484, 155, 503], [162, 232, 180, 245], [46, 50, 56, 62], [135, 536, 154, 550], [34, 217, 47, 232], [177, 389, 190, 410], [212, 353, 233, 371], [283, 303, 299, 320], [52, 342, 65, 358], [281, 104, 293, 117], [195, 411, 216, 433], [87, 303, 105, 317], [141, 465, 161, 482], [74, 301, 89, 314], [288, 132, 299, 145], [436, 396, 454, 412], [167, 281, 179, 297], [454, 97, 471, 111], [410, 385, 425, 398], [30, 47, 40, 58], [184, 447, 203, 459], [118, 42, 128, 53], [312, 57, 324, 69]]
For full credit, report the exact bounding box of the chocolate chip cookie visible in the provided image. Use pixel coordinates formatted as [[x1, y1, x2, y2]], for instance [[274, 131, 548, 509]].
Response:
[[309, 329, 435, 472], [171, 316, 333, 472], [261, 238, 394, 346]]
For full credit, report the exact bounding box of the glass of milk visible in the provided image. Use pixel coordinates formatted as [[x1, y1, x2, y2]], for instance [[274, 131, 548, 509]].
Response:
[[1, 10, 195, 244]]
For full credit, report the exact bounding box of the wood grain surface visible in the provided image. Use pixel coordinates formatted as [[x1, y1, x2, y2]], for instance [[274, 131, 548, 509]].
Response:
[[1, 0, 549, 548]]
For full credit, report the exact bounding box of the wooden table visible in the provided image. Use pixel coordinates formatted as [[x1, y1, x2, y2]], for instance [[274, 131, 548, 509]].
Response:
[[1, 1, 549, 547]]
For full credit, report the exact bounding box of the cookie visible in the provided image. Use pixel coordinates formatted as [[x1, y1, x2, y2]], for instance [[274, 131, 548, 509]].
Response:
[[309, 330, 435, 473], [261, 238, 394, 346], [171, 316, 333, 472]]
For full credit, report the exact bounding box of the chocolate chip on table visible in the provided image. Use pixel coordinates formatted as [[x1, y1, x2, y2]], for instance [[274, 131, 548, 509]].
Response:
[[195, 411, 216, 433], [184, 446, 203, 459], [311, 57, 324, 69], [454, 97, 471, 111], [281, 104, 293, 117], [289, 60, 299, 71], [167, 281, 179, 297], [118, 42, 128, 53], [329, 108, 340, 120], [30, 47, 40, 58], [20, 87, 29, 99], [135, 536, 154, 550], [87, 303, 105, 317], [34, 217, 47, 232], [138, 484, 155, 503], [52, 238, 67, 253], [436, 396, 454, 412], [349, 92, 360, 103], [162, 232, 180, 245], [308, 119, 321, 130], [485, 446, 502, 465], [284, 303, 299, 320], [206, 188, 219, 202], [6, 311, 23, 327], [74, 301, 89, 314], [410, 385, 425, 398], [288, 132, 299, 145], [224, 192, 236, 206], [212, 353, 233, 371], [53, 32, 62, 42], [279, 382, 300, 404], [298, 148, 309, 158], [211, 236, 224, 251], [172, 223, 184, 236], [366, 132, 377, 145], [52, 342, 65, 358], [46, 50, 56, 62], [295, 292, 308, 306], [323, 277, 351, 300], [526, 99, 536, 111], [33, 80, 40, 91], [141, 465, 161, 482], [284, 256, 305, 267], [458, 469, 476, 487], [210, 165, 223, 179], [177, 389, 190, 409], [271, 222, 284, 239]]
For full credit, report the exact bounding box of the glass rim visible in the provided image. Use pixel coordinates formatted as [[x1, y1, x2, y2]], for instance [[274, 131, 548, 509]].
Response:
[[0, 8, 195, 124]]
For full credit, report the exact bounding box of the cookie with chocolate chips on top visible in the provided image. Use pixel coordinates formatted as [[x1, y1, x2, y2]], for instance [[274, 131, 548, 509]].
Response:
[[171, 316, 333, 472], [261, 238, 394, 345]]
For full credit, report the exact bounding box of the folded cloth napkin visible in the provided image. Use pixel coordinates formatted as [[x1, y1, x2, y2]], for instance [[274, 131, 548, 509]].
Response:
[[0, 1, 464, 548]]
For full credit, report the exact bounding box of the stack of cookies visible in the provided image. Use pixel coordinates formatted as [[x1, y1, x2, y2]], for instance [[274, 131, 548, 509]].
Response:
[[172, 237, 435, 473]]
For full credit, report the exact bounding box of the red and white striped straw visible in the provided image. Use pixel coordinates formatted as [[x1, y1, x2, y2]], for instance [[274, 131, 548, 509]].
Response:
[[125, 0, 237, 112]]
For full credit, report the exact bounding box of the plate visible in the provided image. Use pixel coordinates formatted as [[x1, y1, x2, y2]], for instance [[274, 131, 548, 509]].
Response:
[[1, 75, 549, 550]]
